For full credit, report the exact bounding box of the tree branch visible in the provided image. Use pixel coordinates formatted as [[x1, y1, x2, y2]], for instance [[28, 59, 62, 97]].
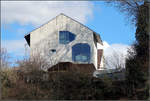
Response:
[[122, 0, 135, 8], [134, 0, 140, 10]]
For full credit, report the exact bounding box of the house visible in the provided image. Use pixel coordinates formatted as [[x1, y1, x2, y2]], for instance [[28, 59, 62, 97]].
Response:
[[24, 13, 104, 71]]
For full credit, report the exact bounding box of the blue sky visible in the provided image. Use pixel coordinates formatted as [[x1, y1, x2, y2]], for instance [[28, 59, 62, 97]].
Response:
[[1, 1, 136, 65], [87, 1, 136, 44]]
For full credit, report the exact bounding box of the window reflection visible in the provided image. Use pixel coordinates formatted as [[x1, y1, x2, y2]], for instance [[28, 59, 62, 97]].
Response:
[[72, 43, 90, 62], [59, 31, 76, 44]]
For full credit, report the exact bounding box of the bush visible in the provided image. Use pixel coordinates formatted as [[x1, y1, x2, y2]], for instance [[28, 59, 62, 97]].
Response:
[[1, 67, 127, 100]]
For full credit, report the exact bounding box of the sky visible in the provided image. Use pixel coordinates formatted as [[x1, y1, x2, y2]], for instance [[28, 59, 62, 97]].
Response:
[[1, 1, 136, 67]]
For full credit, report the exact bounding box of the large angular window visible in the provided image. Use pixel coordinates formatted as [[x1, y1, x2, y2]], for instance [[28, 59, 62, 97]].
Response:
[[59, 31, 75, 44], [72, 43, 90, 62]]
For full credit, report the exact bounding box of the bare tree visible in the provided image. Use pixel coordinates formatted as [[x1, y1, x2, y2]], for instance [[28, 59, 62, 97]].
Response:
[[0, 48, 10, 69], [17, 40, 59, 72], [105, 0, 148, 25], [104, 50, 126, 70]]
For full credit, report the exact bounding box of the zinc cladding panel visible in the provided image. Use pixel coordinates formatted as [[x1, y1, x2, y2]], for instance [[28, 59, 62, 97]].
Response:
[[30, 14, 96, 68]]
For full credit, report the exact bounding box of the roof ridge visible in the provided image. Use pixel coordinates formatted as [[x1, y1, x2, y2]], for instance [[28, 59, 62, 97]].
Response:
[[59, 13, 100, 35], [24, 13, 63, 37], [24, 13, 100, 37]]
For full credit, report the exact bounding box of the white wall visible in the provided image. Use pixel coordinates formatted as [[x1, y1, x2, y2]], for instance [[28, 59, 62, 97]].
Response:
[[30, 14, 96, 69], [93, 42, 97, 69]]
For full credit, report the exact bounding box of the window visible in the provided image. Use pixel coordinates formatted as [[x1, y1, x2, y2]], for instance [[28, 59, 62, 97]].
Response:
[[50, 49, 56, 53], [59, 31, 75, 44], [72, 43, 90, 62]]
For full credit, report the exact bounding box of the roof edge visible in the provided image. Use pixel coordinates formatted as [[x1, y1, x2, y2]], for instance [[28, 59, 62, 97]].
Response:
[[24, 13, 103, 42]]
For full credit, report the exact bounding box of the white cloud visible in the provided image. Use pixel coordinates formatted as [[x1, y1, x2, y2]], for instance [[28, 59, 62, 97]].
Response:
[[1, 1, 93, 59], [103, 41, 110, 49], [104, 42, 130, 57], [1, 1, 93, 27], [1, 39, 29, 57], [103, 41, 131, 69]]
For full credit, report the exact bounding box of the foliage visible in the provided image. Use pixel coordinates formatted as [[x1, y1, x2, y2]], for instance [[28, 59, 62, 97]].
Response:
[[1, 66, 127, 100], [105, 0, 149, 99], [104, 50, 126, 69], [0, 48, 10, 68], [1, 1, 149, 99], [125, 2, 149, 100], [0, 42, 126, 100], [105, 0, 146, 25]]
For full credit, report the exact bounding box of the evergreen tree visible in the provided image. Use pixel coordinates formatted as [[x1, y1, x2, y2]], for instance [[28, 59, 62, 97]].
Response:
[[105, 0, 149, 99], [126, 2, 149, 99]]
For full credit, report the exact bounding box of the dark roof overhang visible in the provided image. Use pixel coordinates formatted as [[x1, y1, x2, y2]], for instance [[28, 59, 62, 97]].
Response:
[[93, 32, 103, 45], [24, 34, 30, 46]]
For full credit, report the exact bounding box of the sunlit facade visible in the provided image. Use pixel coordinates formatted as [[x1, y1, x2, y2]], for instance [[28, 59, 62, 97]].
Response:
[[24, 13, 104, 70]]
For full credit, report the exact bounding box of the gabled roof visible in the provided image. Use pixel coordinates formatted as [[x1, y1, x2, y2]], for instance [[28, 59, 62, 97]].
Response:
[[24, 13, 103, 46]]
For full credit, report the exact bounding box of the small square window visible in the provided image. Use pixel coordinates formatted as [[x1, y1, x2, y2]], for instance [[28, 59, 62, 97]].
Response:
[[50, 49, 56, 53]]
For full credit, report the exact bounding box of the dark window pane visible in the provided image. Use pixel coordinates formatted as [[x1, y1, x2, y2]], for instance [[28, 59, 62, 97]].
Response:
[[72, 43, 90, 62], [51, 49, 56, 53], [69, 32, 75, 42], [59, 31, 76, 44]]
